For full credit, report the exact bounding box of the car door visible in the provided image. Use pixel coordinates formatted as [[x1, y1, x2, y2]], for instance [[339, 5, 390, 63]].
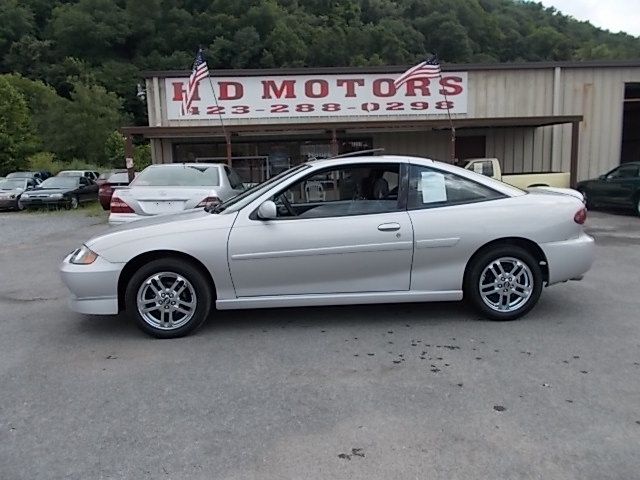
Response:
[[78, 177, 92, 201], [591, 165, 637, 206], [607, 164, 639, 206], [227, 162, 414, 297], [406, 163, 509, 293]]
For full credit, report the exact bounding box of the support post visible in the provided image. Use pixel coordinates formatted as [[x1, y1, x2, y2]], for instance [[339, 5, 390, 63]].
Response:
[[330, 129, 339, 157], [225, 133, 232, 165], [570, 121, 580, 188], [124, 134, 135, 182]]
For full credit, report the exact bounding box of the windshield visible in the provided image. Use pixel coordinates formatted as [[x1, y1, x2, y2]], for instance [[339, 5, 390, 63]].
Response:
[[57, 171, 83, 177], [0, 179, 26, 190], [214, 164, 310, 213], [39, 177, 78, 189], [131, 165, 220, 187]]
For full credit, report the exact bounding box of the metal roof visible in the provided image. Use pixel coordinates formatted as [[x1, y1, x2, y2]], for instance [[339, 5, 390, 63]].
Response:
[[121, 115, 583, 139], [142, 60, 640, 78]]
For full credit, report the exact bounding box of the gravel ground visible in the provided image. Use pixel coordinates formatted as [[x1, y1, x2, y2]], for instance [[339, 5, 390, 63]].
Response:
[[0, 209, 639, 480]]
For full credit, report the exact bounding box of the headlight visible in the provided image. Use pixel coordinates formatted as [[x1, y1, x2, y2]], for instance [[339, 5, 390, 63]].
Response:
[[21, 193, 29, 199], [50, 193, 63, 199], [69, 245, 98, 265], [9, 194, 16, 199]]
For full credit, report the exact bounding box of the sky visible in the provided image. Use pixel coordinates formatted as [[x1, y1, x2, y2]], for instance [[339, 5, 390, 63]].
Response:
[[536, 0, 640, 37]]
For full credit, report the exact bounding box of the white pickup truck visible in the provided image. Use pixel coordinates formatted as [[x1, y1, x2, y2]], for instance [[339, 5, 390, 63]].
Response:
[[464, 158, 570, 189]]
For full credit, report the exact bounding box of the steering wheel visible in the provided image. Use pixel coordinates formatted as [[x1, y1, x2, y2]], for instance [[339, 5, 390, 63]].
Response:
[[279, 194, 297, 217]]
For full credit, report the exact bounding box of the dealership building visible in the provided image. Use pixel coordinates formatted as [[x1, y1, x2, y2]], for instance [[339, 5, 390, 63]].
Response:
[[122, 60, 640, 185]]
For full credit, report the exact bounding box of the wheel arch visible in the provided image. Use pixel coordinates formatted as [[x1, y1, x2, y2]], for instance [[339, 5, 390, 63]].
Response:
[[463, 237, 549, 286], [117, 250, 217, 312]]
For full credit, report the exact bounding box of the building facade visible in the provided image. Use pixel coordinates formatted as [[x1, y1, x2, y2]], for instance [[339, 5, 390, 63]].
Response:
[[123, 61, 640, 185]]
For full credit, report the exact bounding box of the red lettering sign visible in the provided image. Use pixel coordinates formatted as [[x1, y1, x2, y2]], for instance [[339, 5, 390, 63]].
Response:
[[261, 80, 296, 99], [305, 79, 329, 98], [372, 79, 396, 97], [219, 81, 244, 100]]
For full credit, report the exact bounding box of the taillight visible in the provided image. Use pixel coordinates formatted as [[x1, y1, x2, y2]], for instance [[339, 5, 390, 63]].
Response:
[[574, 207, 587, 224], [110, 195, 134, 213], [99, 184, 113, 195], [197, 196, 220, 208]]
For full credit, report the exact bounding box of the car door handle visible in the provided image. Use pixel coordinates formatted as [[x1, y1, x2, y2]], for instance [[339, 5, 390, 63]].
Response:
[[378, 223, 401, 232]]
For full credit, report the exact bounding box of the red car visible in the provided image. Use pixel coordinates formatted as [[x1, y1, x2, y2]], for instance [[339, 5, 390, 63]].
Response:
[[99, 172, 135, 210]]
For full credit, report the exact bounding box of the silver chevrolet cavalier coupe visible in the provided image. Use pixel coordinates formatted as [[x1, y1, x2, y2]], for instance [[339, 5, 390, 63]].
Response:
[[61, 155, 595, 338]]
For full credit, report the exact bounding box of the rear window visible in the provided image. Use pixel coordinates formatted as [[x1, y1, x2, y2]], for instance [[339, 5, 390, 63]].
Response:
[[131, 165, 220, 187]]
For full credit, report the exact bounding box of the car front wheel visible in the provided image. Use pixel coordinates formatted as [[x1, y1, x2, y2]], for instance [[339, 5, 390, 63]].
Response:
[[125, 258, 213, 338], [464, 246, 543, 321]]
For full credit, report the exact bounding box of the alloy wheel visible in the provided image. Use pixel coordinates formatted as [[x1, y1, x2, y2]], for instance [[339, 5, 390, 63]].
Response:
[[479, 257, 534, 313], [136, 272, 197, 330]]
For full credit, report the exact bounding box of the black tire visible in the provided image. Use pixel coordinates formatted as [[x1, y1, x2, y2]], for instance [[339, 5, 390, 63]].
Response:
[[464, 245, 543, 321], [125, 258, 213, 338], [635, 195, 640, 217]]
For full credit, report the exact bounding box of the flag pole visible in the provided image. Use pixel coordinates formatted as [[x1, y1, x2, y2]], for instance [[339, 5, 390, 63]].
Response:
[[435, 56, 456, 164], [440, 81, 456, 164], [206, 76, 231, 165]]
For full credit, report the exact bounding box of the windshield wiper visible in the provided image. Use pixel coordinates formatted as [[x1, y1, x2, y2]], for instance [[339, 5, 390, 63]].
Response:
[[205, 203, 226, 214]]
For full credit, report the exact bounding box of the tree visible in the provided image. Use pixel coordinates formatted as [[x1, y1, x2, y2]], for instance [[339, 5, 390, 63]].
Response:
[[0, 76, 35, 174]]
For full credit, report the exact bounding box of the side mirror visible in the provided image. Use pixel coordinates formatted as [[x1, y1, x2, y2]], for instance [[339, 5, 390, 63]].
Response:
[[599, 174, 606, 180], [257, 200, 277, 220]]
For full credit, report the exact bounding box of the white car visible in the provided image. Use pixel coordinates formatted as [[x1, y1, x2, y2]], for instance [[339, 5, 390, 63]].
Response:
[[108, 163, 245, 225], [61, 155, 595, 338]]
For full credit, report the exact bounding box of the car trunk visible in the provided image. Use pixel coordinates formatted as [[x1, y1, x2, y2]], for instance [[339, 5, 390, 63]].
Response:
[[123, 186, 217, 215]]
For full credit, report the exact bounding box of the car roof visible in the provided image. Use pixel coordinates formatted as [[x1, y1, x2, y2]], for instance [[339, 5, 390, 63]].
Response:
[[147, 163, 224, 168]]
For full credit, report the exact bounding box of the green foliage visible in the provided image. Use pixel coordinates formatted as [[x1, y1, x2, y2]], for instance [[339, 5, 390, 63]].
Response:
[[0, 76, 35, 175], [104, 130, 125, 168], [134, 144, 152, 171], [27, 151, 64, 174]]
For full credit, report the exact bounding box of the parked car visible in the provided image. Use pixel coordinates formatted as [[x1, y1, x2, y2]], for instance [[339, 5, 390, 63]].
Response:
[[108, 163, 245, 225], [57, 170, 100, 182], [0, 177, 38, 210], [97, 169, 127, 186], [99, 172, 135, 210], [21, 175, 98, 209], [6, 171, 43, 184], [464, 158, 570, 189], [61, 155, 595, 338], [576, 162, 640, 215]]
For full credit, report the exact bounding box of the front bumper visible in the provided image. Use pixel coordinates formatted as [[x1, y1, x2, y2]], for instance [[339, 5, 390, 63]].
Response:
[[21, 198, 70, 208], [60, 252, 124, 315], [541, 231, 595, 285], [0, 198, 18, 210]]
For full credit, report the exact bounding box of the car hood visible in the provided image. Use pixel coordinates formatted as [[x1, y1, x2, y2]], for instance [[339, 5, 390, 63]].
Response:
[[527, 186, 584, 202], [0, 188, 23, 195], [86, 209, 238, 255]]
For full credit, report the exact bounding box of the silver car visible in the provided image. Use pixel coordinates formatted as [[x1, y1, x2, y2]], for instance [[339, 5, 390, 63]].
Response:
[[61, 155, 595, 338], [108, 163, 245, 225]]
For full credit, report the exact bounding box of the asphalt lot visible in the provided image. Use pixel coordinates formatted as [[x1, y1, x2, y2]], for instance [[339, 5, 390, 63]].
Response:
[[0, 208, 639, 480]]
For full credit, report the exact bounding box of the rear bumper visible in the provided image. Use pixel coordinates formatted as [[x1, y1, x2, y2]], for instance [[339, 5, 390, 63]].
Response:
[[108, 213, 145, 225], [541, 232, 595, 285], [60, 253, 124, 315]]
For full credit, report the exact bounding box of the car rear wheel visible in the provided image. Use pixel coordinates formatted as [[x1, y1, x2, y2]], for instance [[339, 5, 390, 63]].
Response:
[[125, 258, 212, 338], [464, 246, 543, 321]]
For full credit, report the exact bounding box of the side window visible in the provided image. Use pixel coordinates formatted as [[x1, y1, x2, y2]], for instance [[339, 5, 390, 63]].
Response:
[[608, 165, 639, 179], [408, 165, 504, 209], [271, 163, 401, 219]]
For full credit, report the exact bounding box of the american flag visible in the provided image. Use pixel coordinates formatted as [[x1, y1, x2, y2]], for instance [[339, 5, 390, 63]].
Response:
[[394, 54, 441, 89], [182, 48, 209, 115]]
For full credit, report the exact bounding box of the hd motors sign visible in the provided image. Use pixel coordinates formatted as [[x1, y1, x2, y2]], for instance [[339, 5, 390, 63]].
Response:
[[165, 72, 467, 121]]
